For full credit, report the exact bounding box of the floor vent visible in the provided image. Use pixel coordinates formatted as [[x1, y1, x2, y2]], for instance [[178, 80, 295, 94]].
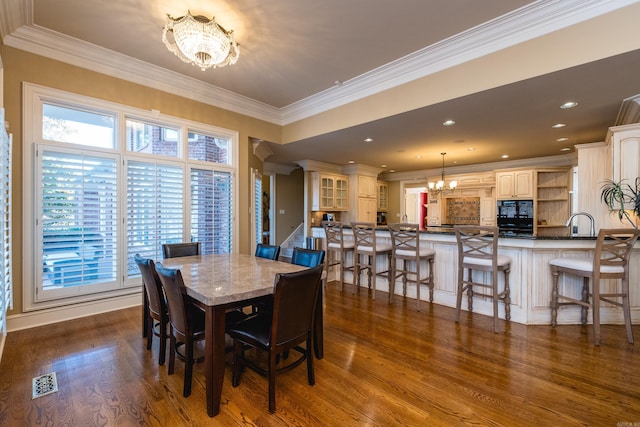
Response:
[[32, 372, 58, 399]]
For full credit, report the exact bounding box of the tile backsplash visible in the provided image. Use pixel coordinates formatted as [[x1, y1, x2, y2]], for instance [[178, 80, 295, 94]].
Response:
[[445, 197, 480, 225]]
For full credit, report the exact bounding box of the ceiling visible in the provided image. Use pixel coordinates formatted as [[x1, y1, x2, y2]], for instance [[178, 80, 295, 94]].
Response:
[[2, 0, 640, 173]]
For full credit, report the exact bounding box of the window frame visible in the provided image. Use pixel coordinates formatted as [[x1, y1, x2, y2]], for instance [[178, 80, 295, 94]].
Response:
[[23, 83, 239, 311]]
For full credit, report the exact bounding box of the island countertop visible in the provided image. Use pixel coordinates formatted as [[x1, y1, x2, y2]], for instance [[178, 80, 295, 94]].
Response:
[[310, 225, 640, 326], [311, 225, 597, 240]]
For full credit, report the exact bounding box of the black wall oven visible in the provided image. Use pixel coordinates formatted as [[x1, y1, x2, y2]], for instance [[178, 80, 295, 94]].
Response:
[[496, 199, 534, 235]]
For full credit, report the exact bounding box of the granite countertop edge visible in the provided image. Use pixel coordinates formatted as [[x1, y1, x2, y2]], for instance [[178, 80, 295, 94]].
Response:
[[310, 225, 597, 240]]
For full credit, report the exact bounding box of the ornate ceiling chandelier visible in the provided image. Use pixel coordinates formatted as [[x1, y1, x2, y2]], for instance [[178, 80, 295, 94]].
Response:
[[428, 152, 457, 196], [162, 11, 239, 71]]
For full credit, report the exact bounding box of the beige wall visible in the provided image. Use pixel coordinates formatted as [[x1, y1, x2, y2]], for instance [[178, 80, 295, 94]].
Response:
[[274, 168, 304, 244], [386, 181, 401, 224], [1, 45, 282, 316]]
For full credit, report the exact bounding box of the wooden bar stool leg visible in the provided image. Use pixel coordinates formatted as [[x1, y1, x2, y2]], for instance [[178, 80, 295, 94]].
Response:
[[504, 268, 511, 321], [622, 276, 634, 344], [551, 269, 559, 327], [581, 277, 589, 325]]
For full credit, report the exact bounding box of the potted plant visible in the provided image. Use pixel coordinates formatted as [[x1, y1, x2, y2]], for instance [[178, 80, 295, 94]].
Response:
[[600, 177, 640, 229]]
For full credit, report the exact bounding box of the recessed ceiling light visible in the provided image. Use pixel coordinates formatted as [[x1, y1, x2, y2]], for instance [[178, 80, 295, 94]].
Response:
[[364, 138, 373, 142], [501, 154, 509, 159], [443, 119, 456, 126], [416, 155, 422, 159], [552, 123, 566, 128], [389, 170, 395, 173], [560, 101, 578, 109], [556, 137, 569, 142], [560, 147, 571, 152], [381, 164, 387, 168], [348, 160, 355, 164], [467, 147, 476, 151]]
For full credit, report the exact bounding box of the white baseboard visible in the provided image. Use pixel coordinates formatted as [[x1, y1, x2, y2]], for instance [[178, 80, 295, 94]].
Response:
[[6, 292, 142, 333]]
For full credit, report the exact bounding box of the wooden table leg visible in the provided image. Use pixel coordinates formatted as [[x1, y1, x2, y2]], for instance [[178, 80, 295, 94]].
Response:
[[205, 306, 227, 417], [313, 286, 324, 359]]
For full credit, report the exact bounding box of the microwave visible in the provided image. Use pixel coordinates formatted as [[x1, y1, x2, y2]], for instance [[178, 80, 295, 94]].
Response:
[[496, 200, 534, 234]]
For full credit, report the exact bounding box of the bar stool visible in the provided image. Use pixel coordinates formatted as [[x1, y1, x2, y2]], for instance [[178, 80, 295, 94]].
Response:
[[549, 228, 640, 345], [351, 222, 392, 300], [322, 221, 355, 291], [388, 223, 435, 311], [455, 226, 511, 333]]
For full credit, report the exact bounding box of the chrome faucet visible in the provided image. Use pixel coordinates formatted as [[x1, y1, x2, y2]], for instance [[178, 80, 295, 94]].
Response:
[[566, 212, 595, 237]]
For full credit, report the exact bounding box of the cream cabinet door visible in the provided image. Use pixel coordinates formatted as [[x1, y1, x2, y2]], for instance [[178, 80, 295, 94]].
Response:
[[357, 198, 377, 223], [496, 170, 533, 199], [377, 183, 388, 211]]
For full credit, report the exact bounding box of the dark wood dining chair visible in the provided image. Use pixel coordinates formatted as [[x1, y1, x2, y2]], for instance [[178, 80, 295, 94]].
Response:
[[549, 228, 640, 345], [162, 242, 201, 259], [227, 264, 324, 413], [134, 254, 169, 365], [255, 243, 281, 260], [155, 263, 207, 397]]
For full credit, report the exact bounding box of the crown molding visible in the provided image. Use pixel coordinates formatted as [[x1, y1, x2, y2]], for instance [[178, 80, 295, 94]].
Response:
[[296, 159, 344, 174], [616, 94, 640, 125], [380, 153, 577, 182], [341, 163, 383, 177], [263, 162, 299, 175], [2, 0, 636, 128], [3, 25, 283, 125], [252, 140, 274, 162], [280, 0, 639, 125], [0, 0, 30, 41]]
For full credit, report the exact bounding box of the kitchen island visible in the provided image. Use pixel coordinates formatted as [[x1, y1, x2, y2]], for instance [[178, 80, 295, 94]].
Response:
[[311, 226, 640, 325]]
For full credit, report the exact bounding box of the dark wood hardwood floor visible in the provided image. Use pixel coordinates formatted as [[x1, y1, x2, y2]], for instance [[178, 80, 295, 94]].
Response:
[[1, 283, 640, 426]]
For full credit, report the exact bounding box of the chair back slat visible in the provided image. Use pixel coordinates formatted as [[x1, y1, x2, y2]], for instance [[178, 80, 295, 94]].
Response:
[[155, 264, 191, 337], [594, 228, 640, 272], [162, 242, 201, 259], [134, 254, 166, 318], [291, 247, 325, 268], [351, 222, 378, 250], [322, 221, 349, 249], [389, 223, 419, 252], [455, 226, 499, 263], [255, 244, 281, 260]]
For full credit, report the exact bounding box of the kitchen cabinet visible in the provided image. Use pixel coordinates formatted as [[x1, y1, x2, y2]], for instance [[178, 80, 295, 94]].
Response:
[[377, 182, 389, 211], [358, 175, 377, 198], [480, 197, 496, 226], [495, 170, 534, 199], [426, 198, 441, 226], [357, 197, 377, 223], [311, 172, 349, 211], [534, 168, 571, 236]]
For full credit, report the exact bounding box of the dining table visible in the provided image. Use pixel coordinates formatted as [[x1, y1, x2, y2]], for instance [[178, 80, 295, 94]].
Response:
[[158, 253, 324, 417]]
